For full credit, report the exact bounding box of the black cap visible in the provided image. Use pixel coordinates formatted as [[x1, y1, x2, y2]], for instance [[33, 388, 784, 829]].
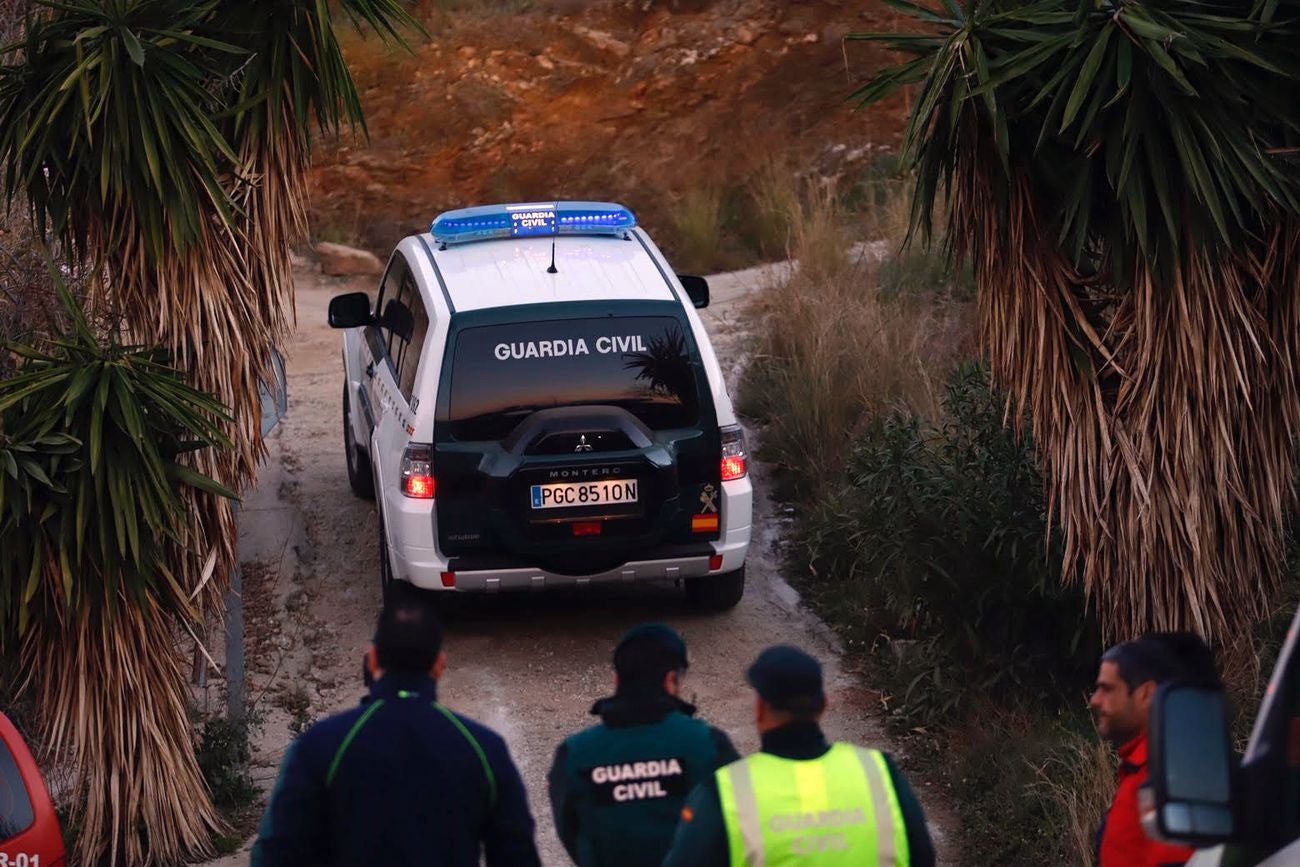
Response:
[[613, 623, 688, 687], [747, 645, 825, 712]]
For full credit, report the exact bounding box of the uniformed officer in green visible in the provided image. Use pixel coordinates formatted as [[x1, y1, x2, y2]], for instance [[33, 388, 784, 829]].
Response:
[[548, 624, 739, 867], [662, 645, 935, 867]]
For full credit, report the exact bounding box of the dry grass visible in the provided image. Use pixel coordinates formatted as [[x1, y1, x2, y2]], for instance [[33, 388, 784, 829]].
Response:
[[1030, 731, 1116, 865], [739, 177, 975, 496], [668, 185, 728, 274], [745, 155, 802, 259]]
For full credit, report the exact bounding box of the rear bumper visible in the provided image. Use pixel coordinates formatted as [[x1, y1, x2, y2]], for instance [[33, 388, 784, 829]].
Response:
[[388, 474, 753, 593], [449, 555, 714, 592]]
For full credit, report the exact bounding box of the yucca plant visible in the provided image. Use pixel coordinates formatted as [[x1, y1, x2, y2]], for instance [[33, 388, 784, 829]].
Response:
[[851, 0, 1300, 640], [0, 0, 419, 861], [0, 281, 234, 864]]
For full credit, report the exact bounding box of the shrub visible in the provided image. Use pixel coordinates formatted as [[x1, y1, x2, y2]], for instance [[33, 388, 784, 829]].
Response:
[[797, 364, 1100, 728], [196, 716, 257, 810], [949, 710, 1111, 866]]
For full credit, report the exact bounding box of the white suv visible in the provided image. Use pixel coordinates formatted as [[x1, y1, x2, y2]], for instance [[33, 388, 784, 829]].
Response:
[[328, 201, 753, 609]]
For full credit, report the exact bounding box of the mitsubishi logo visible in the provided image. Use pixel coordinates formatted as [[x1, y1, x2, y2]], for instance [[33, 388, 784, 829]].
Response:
[[574, 434, 593, 453]]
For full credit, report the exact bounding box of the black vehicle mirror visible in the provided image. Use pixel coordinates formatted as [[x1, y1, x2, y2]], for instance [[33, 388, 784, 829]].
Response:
[[328, 292, 373, 329], [1147, 682, 1237, 846], [678, 275, 709, 309], [380, 298, 415, 343]]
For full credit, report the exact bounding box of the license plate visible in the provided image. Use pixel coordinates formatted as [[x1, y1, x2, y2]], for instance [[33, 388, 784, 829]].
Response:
[[530, 480, 639, 509]]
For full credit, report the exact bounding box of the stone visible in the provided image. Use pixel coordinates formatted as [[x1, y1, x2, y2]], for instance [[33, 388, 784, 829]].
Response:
[[573, 26, 632, 58], [313, 242, 382, 277]]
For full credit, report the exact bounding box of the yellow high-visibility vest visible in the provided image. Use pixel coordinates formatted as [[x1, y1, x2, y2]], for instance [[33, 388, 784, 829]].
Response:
[[716, 743, 909, 867]]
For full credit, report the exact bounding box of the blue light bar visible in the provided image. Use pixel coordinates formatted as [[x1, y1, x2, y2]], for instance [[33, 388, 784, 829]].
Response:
[[431, 201, 636, 246]]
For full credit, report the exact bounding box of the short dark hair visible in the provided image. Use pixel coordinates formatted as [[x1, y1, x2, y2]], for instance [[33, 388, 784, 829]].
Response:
[[1141, 631, 1221, 688], [374, 591, 443, 675], [614, 628, 687, 690], [771, 696, 826, 722], [1102, 632, 1217, 691], [1102, 640, 1176, 690]]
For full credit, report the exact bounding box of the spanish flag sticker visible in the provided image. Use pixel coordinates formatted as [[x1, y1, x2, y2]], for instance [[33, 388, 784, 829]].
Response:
[[691, 514, 720, 533]]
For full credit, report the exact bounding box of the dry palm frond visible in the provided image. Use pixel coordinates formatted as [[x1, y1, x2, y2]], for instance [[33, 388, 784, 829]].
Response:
[[966, 169, 1300, 640], [20, 603, 223, 865], [0, 1, 420, 862], [0, 284, 235, 864], [852, 0, 1300, 641]]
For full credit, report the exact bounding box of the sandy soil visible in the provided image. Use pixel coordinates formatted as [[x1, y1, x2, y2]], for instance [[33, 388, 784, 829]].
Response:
[[202, 257, 957, 865]]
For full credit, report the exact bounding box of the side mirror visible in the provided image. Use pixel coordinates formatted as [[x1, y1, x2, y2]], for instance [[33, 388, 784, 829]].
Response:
[[678, 275, 709, 309], [328, 292, 373, 329], [1147, 682, 1237, 846]]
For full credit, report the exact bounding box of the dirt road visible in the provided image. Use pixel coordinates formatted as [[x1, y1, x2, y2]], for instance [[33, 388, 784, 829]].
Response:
[[205, 258, 955, 865]]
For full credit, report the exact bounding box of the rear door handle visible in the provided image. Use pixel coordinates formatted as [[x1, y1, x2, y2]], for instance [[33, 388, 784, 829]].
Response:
[[365, 361, 375, 379]]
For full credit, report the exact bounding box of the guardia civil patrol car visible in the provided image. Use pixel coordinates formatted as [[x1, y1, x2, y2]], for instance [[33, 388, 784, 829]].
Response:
[[328, 201, 752, 609]]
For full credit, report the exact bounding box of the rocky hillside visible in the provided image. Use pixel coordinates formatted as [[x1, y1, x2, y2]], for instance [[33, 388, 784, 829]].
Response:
[[311, 0, 909, 266]]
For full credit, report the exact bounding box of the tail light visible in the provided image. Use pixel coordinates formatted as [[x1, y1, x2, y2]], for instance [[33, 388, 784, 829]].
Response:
[[720, 425, 748, 481], [400, 443, 435, 498]]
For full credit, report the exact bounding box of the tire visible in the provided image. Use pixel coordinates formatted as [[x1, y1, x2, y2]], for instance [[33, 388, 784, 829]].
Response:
[[378, 513, 396, 604], [343, 384, 375, 500], [686, 566, 745, 611]]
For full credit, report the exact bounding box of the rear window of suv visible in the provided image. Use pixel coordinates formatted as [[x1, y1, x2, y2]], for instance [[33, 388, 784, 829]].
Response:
[[0, 737, 34, 842], [447, 316, 701, 440]]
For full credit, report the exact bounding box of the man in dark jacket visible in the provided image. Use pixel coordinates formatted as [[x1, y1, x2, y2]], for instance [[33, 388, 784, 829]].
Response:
[[548, 623, 739, 867], [661, 645, 935, 867], [251, 591, 541, 867]]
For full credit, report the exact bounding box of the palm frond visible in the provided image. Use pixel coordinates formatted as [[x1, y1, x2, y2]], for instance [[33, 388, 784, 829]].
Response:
[[0, 0, 241, 260], [1, 1, 418, 858], [852, 0, 1300, 640], [0, 280, 233, 864]]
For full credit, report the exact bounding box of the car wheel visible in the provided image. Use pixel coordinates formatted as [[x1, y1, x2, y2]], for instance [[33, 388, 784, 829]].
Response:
[[344, 384, 375, 500], [686, 565, 745, 611]]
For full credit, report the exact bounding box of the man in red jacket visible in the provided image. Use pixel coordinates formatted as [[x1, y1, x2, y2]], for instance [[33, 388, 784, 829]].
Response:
[[1090, 638, 1200, 867]]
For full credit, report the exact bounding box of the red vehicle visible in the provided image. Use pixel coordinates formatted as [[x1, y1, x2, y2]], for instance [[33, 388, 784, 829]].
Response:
[[0, 712, 65, 867]]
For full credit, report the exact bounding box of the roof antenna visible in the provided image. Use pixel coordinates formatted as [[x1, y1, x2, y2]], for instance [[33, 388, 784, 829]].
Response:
[[547, 241, 558, 274]]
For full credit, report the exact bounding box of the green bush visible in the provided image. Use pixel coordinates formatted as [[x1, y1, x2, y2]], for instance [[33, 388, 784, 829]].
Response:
[[196, 716, 258, 810], [795, 364, 1100, 728]]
